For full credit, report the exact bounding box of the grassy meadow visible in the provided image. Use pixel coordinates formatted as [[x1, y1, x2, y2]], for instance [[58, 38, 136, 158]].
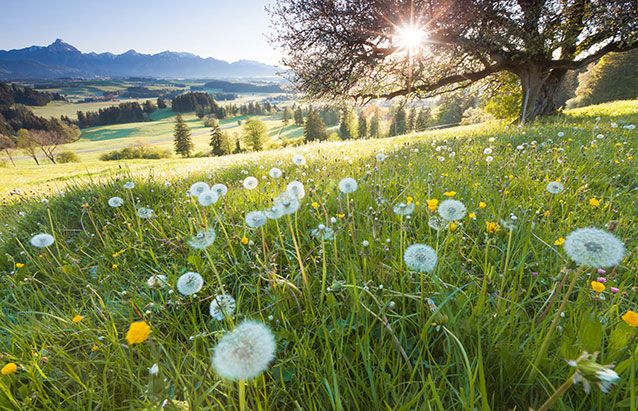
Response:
[[0, 100, 637, 409]]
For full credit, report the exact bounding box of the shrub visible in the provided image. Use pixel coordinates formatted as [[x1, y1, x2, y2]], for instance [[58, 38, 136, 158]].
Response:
[[99, 143, 171, 161], [56, 151, 81, 163]]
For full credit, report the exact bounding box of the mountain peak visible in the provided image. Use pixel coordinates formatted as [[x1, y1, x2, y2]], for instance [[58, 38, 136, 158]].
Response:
[[47, 39, 80, 53]]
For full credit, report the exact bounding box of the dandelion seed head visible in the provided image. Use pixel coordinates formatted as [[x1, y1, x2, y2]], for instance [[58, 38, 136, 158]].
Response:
[[546, 181, 564, 194], [108, 196, 124, 207], [187, 228, 216, 250], [245, 211, 267, 228], [438, 199, 466, 221], [275, 192, 300, 215], [404, 244, 437, 273], [428, 216, 449, 231], [292, 154, 306, 166], [190, 182, 209, 197], [209, 294, 236, 320], [243, 177, 258, 190], [198, 190, 219, 206], [30, 233, 55, 248], [123, 182, 135, 189], [312, 224, 334, 240], [564, 228, 625, 268], [286, 181, 305, 199], [269, 167, 282, 178], [263, 205, 284, 220], [338, 177, 358, 194], [211, 183, 228, 197], [375, 153, 387, 162], [176, 272, 204, 296], [393, 202, 415, 216], [137, 207, 154, 219], [147, 274, 167, 288]]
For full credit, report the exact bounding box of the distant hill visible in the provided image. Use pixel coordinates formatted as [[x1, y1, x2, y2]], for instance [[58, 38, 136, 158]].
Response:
[[201, 80, 284, 93], [0, 39, 280, 80]]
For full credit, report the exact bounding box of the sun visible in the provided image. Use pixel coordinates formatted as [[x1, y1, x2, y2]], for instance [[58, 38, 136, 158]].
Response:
[[395, 24, 426, 53]]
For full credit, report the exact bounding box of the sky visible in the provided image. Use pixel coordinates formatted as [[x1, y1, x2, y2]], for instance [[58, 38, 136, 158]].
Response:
[[0, 0, 282, 65]]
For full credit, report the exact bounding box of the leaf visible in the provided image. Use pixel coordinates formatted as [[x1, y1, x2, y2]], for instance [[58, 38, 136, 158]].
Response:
[[579, 312, 603, 353]]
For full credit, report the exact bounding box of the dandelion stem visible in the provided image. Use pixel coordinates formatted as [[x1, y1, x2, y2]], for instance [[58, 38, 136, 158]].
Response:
[[286, 215, 310, 307], [238, 380, 246, 411], [537, 374, 574, 411]]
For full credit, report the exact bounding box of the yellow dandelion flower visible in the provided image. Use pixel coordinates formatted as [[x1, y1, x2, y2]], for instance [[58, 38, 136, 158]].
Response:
[[556, 178, 561, 182], [427, 199, 438, 211], [479, 202, 487, 208], [591, 281, 605, 292], [622, 311, 638, 327], [311, 202, 318, 209], [469, 212, 476, 219], [241, 237, 249, 245], [125, 321, 150, 345], [554, 238, 565, 246], [486, 222, 500, 234], [408, 163, 412, 167], [16, 263, 24, 268], [112, 264, 118, 269], [444, 191, 456, 197], [72, 315, 83, 323], [92, 345, 99, 351], [449, 222, 458, 231], [415, 201, 420, 206], [589, 198, 600, 207], [1, 363, 16, 375], [336, 214, 345, 218], [406, 196, 413, 204]]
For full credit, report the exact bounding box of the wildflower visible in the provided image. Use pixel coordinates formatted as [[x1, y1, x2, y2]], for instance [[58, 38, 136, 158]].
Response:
[[311, 202, 319, 209], [546, 181, 564, 194], [443, 191, 456, 197], [485, 156, 494, 162], [241, 237, 249, 245], [137, 207, 154, 219], [479, 202, 487, 208], [198, 190, 219, 206], [610, 287, 619, 294], [209, 294, 236, 320], [274, 192, 300, 215], [486, 221, 500, 234], [245, 211, 267, 228], [211, 183, 228, 197], [269, 167, 282, 178], [311, 224, 334, 240], [554, 238, 565, 246], [428, 216, 449, 231], [438, 199, 466, 221], [125, 321, 150, 345], [292, 154, 306, 166], [286, 181, 305, 199], [564, 228, 625, 268], [147, 274, 167, 288], [469, 212, 476, 219], [403, 244, 437, 273], [568, 351, 619, 394], [338, 177, 358, 194], [263, 204, 284, 220], [123, 182, 135, 189], [108, 196, 124, 207], [187, 228, 216, 250], [243, 177, 258, 190], [149, 364, 159, 376], [16, 263, 24, 268], [375, 153, 387, 162], [1, 363, 17, 375], [176, 272, 204, 296], [591, 281, 605, 292], [589, 198, 600, 207], [406, 197, 413, 204], [190, 182, 209, 197], [483, 148, 492, 155], [426, 199, 439, 210], [622, 311, 638, 327], [30, 233, 55, 248], [92, 345, 99, 351], [393, 202, 415, 216], [212, 320, 276, 381], [72, 315, 83, 323]]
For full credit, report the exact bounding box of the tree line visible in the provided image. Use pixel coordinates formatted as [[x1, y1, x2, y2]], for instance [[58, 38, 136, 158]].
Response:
[[76, 100, 157, 128], [0, 82, 65, 107]]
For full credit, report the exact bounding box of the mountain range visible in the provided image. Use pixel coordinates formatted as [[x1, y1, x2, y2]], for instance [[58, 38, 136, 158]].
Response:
[[0, 39, 280, 80]]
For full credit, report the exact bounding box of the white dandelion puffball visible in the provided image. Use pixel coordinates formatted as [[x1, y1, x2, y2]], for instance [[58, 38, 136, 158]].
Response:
[[209, 294, 236, 320], [312, 224, 335, 240], [483, 148, 493, 155], [30, 233, 55, 248], [243, 176, 258, 190], [485, 156, 494, 163], [123, 181, 135, 189], [187, 228, 216, 250], [211, 183, 228, 197], [275, 193, 300, 215], [338, 177, 358, 194], [404, 244, 437, 273], [269, 167, 282, 179], [245, 211, 267, 228], [564, 228, 625, 268], [108, 196, 124, 207], [263, 205, 284, 220], [438, 200, 467, 221], [147, 274, 167, 288], [393, 202, 415, 216], [137, 207, 154, 219], [375, 153, 387, 162], [190, 181, 210, 197], [212, 320, 276, 381], [176, 272, 204, 296], [292, 154, 306, 166], [428, 216, 449, 231], [286, 181, 305, 199], [546, 181, 564, 194], [198, 190, 219, 206]]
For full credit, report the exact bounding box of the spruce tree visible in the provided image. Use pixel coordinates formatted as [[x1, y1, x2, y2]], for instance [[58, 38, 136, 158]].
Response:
[[173, 113, 194, 157], [358, 114, 368, 139], [339, 109, 358, 140], [369, 113, 381, 139], [407, 107, 416, 132], [242, 118, 268, 151], [304, 109, 328, 142], [209, 120, 228, 156], [392, 106, 407, 136], [294, 107, 304, 126]]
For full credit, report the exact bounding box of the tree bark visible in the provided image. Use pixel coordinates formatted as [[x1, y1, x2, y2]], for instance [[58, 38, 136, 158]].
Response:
[[516, 66, 567, 123], [4, 149, 15, 166]]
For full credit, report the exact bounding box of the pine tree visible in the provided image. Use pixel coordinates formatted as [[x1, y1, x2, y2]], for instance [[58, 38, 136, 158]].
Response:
[[282, 107, 293, 125], [416, 107, 432, 131], [157, 98, 167, 109], [407, 107, 416, 132], [209, 120, 228, 156], [339, 109, 358, 140], [242, 118, 268, 151], [304, 109, 328, 142], [173, 113, 194, 157], [358, 114, 368, 138], [369, 112, 381, 138], [392, 106, 407, 136], [294, 107, 304, 126]]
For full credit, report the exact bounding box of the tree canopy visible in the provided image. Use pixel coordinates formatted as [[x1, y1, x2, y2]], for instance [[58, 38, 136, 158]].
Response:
[[269, 0, 638, 121]]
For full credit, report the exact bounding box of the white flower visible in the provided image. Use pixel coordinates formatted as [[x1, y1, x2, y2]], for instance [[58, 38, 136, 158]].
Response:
[[269, 167, 282, 178], [483, 148, 492, 155], [263, 205, 284, 220], [190, 182, 210, 197], [123, 182, 135, 189], [623, 124, 635, 130], [375, 153, 387, 162], [274, 193, 300, 215], [245, 211, 267, 228], [147, 274, 167, 288], [198, 190, 219, 206], [403, 244, 437, 273], [292, 154, 306, 166], [209, 294, 236, 320], [212, 320, 276, 381], [564, 228, 625, 268], [176, 272, 204, 296], [187, 228, 216, 250], [546, 181, 564, 194], [393, 202, 415, 216], [30, 233, 55, 248], [312, 224, 334, 240], [438, 199, 466, 221], [428, 216, 449, 231], [148, 364, 159, 376], [485, 156, 493, 162], [569, 351, 620, 394], [211, 183, 228, 197], [137, 207, 153, 219], [108, 196, 124, 207], [286, 181, 305, 199], [338, 177, 358, 194], [516, 145, 525, 150], [243, 177, 258, 190], [164, 181, 172, 187]]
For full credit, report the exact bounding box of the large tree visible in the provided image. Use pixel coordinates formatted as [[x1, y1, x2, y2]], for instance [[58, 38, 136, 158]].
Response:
[[173, 114, 194, 158], [269, 0, 638, 122], [304, 109, 328, 142], [0, 134, 16, 166], [242, 118, 268, 151]]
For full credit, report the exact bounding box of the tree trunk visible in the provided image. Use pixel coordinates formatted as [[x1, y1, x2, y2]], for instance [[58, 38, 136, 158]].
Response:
[[516, 66, 567, 123], [4, 149, 15, 166]]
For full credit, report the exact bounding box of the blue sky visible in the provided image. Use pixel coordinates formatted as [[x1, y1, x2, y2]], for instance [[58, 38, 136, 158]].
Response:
[[0, 0, 281, 64]]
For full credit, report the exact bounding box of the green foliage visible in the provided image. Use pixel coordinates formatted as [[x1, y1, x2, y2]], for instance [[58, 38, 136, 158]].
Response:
[[415, 107, 432, 131], [173, 113, 194, 158], [242, 118, 268, 151], [391, 105, 407, 136], [435, 97, 463, 125], [56, 151, 81, 163], [304, 109, 327, 142], [99, 143, 171, 161], [209, 121, 230, 156], [338, 108, 358, 139], [293, 107, 304, 126], [481, 73, 523, 119]]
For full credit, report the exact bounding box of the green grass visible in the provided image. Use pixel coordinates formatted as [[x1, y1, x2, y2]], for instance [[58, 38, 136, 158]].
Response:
[[0, 100, 637, 409]]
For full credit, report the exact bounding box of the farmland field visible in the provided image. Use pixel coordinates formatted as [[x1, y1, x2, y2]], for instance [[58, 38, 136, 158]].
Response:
[[0, 100, 636, 409]]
